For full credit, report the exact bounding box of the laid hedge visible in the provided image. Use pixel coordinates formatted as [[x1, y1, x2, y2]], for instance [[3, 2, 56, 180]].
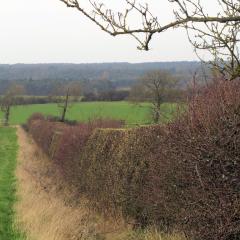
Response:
[[77, 126, 165, 224], [27, 79, 240, 240]]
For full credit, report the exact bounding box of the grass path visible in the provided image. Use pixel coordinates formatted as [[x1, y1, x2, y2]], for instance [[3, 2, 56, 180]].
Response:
[[0, 127, 24, 240]]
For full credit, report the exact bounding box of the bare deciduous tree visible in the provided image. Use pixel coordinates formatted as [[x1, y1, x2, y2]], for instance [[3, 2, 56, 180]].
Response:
[[130, 70, 177, 123], [0, 85, 25, 126], [59, 0, 240, 79], [54, 82, 81, 122]]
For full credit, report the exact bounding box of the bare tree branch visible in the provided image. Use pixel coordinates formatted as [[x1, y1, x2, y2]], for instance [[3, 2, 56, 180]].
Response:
[[60, 0, 240, 78], [60, 0, 240, 50]]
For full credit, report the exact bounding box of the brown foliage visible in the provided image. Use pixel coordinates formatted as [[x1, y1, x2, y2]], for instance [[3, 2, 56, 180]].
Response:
[[148, 79, 240, 239]]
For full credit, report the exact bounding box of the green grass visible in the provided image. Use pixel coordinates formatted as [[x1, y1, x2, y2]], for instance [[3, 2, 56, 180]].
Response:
[[0, 127, 24, 239], [0, 101, 179, 126]]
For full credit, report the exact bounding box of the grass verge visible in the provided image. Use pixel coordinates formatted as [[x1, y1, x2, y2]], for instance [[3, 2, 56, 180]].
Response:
[[0, 127, 24, 240]]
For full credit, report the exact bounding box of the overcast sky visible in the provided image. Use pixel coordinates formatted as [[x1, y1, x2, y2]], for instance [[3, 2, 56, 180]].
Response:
[[0, 0, 217, 64]]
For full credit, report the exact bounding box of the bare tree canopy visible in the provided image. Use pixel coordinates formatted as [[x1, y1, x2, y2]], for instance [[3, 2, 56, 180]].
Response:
[[53, 82, 82, 122], [0, 84, 25, 126], [130, 70, 177, 123], [59, 0, 240, 50]]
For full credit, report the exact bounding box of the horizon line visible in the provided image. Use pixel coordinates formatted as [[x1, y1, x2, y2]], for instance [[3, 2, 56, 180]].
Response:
[[0, 60, 201, 65]]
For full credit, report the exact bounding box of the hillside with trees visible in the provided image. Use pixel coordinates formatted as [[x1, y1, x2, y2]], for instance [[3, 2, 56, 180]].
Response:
[[0, 62, 203, 95]]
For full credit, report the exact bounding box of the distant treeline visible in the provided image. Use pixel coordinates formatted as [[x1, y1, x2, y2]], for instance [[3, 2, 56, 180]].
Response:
[[82, 88, 185, 102], [0, 62, 207, 96], [0, 90, 130, 105], [0, 96, 60, 105], [0, 88, 186, 105]]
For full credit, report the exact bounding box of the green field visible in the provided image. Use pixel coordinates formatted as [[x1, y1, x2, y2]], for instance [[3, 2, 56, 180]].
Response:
[[0, 127, 24, 239], [0, 102, 178, 126]]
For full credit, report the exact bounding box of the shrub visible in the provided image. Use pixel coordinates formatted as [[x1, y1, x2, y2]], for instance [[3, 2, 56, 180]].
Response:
[[27, 112, 45, 124], [77, 126, 165, 223], [82, 90, 130, 101], [23, 113, 45, 131], [28, 119, 63, 155], [44, 115, 78, 125], [148, 79, 240, 240]]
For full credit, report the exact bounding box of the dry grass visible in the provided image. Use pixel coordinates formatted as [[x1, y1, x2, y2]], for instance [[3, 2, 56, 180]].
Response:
[[15, 126, 185, 240], [105, 229, 186, 240]]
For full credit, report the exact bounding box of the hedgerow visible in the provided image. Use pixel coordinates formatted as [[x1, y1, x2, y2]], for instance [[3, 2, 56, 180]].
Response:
[[148, 79, 240, 240], [28, 118, 124, 184], [77, 126, 165, 223], [27, 79, 240, 240]]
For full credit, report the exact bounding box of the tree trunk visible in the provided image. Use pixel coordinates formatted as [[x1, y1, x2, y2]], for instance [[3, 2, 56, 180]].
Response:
[[153, 97, 161, 123], [4, 106, 10, 126], [60, 89, 69, 122], [153, 107, 161, 123]]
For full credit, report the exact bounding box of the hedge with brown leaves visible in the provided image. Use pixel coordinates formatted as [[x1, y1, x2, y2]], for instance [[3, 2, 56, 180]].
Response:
[[148, 80, 240, 240]]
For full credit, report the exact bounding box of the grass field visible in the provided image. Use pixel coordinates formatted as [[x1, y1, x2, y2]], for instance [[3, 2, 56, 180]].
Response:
[[0, 101, 178, 126], [0, 127, 24, 240]]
